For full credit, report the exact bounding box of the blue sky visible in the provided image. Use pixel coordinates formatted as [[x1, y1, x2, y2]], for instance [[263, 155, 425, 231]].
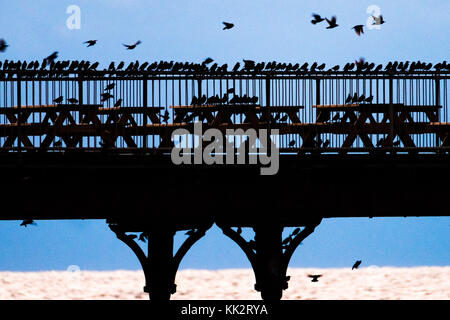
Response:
[[0, 0, 449, 271]]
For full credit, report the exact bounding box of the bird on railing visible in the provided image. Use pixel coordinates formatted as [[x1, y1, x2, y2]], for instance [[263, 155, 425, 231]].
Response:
[[203, 57, 214, 65], [113, 98, 122, 108], [139, 62, 149, 71], [351, 93, 359, 104], [279, 114, 288, 122], [332, 113, 341, 122], [393, 140, 401, 147], [317, 63, 326, 71], [352, 25, 364, 36], [325, 16, 339, 29], [300, 63, 309, 71], [89, 62, 99, 70], [322, 139, 330, 148], [20, 219, 36, 227], [310, 62, 318, 72], [45, 51, 58, 64], [232, 62, 240, 72], [343, 62, 355, 72], [54, 140, 63, 147], [67, 98, 78, 104], [311, 13, 325, 24], [345, 93, 352, 104], [53, 96, 63, 104], [84, 40, 97, 47], [116, 61, 125, 70], [352, 260, 362, 270], [374, 64, 383, 72], [357, 94, 366, 103], [161, 110, 170, 123], [365, 95, 374, 103], [308, 274, 322, 282], [123, 40, 141, 50], [289, 140, 296, 147], [222, 22, 234, 30]]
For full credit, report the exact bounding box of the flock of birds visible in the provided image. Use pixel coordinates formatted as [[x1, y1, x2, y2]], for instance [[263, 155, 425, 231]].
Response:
[[311, 13, 385, 36]]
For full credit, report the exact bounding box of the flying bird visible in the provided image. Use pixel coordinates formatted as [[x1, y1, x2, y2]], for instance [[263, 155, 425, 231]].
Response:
[[311, 14, 325, 24], [352, 25, 364, 36], [20, 219, 36, 227], [352, 260, 362, 270], [222, 22, 234, 30], [325, 16, 339, 29], [84, 40, 97, 47], [308, 274, 322, 282], [372, 15, 385, 25], [123, 40, 142, 50], [0, 39, 8, 52]]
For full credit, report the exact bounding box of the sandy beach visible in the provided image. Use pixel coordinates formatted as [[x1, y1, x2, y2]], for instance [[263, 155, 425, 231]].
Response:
[[0, 267, 448, 300]]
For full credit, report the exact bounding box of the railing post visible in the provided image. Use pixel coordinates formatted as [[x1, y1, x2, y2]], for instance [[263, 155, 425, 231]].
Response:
[[435, 75, 440, 148], [143, 76, 148, 149], [78, 73, 83, 148], [17, 74, 22, 153], [389, 77, 394, 150], [266, 76, 271, 156]]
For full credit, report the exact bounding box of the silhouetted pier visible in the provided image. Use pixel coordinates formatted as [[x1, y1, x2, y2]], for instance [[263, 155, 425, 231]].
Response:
[[0, 66, 449, 301]]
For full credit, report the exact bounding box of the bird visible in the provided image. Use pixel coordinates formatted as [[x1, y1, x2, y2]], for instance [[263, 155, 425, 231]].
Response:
[[365, 95, 374, 103], [289, 140, 296, 147], [84, 40, 97, 47], [20, 219, 36, 227], [114, 98, 122, 108], [308, 274, 322, 282], [357, 94, 366, 103], [53, 96, 64, 104], [117, 61, 125, 70], [325, 16, 339, 29], [372, 15, 385, 25], [311, 13, 325, 24], [67, 98, 78, 104], [393, 140, 401, 147], [138, 233, 147, 242], [203, 57, 214, 65], [123, 40, 142, 50], [222, 22, 234, 30], [45, 51, 58, 63], [322, 139, 330, 148], [0, 39, 8, 52], [351, 93, 359, 103], [279, 114, 288, 122], [236, 227, 242, 235], [345, 94, 353, 104], [101, 93, 114, 102], [352, 260, 362, 270], [332, 113, 341, 122], [54, 140, 62, 147], [105, 83, 115, 91], [161, 110, 170, 123], [352, 25, 364, 36]]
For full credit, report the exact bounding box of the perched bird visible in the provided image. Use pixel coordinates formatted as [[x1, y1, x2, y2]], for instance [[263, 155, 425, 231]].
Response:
[[236, 227, 242, 235], [45, 51, 58, 63], [345, 93, 353, 104], [117, 61, 125, 70], [279, 114, 288, 122], [372, 15, 385, 25], [357, 94, 366, 103], [53, 140, 62, 147], [325, 16, 339, 29], [161, 110, 170, 123], [365, 95, 374, 103], [67, 98, 78, 104], [20, 219, 36, 227], [84, 40, 97, 47], [351, 93, 359, 103], [0, 39, 9, 52], [289, 140, 296, 147], [352, 260, 362, 270], [222, 22, 234, 30], [123, 40, 142, 50], [105, 83, 115, 91], [352, 25, 364, 36], [311, 13, 325, 24], [393, 140, 401, 147], [308, 274, 322, 282], [332, 113, 341, 122], [232, 62, 240, 72], [322, 139, 330, 148], [53, 96, 64, 104], [114, 98, 122, 108], [203, 57, 214, 65], [138, 233, 147, 242]]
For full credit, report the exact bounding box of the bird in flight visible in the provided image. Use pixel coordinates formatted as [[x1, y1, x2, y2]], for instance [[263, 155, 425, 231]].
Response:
[[352, 25, 364, 36], [123, 40, 142, 50], [372, 15, 385, 25], [20, 219, 36, 227], [0, 39, 8, 52], [84, 40, 97, 47], [308, 274, 322, 282], [352, 260, 362, 270], [311, 13, 325, 25], [325, 16, 338, 29], [222, 22, 234, 30]]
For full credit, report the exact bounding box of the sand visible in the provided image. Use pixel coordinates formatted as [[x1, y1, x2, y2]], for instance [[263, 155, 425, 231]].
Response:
[[0, 267, 448, 300]]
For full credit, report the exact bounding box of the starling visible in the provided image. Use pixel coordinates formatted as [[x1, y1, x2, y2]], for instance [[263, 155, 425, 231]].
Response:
[[84, 40, 97, 47], [325, 16, 339, 29], [308, 274, 322, 282], [222, 22, 234, 30], [311, 13, 325, 24], [352, 25, 364, 36], [352, 260, 362, 270]]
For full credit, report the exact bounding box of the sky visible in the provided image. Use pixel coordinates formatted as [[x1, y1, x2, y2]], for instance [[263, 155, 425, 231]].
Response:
[[0, 0, 449, 272]]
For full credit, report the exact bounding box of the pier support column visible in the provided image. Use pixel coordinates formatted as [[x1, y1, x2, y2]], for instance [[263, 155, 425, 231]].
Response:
[[109, 222, 212, 300], [218, 218, 322, 301]]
